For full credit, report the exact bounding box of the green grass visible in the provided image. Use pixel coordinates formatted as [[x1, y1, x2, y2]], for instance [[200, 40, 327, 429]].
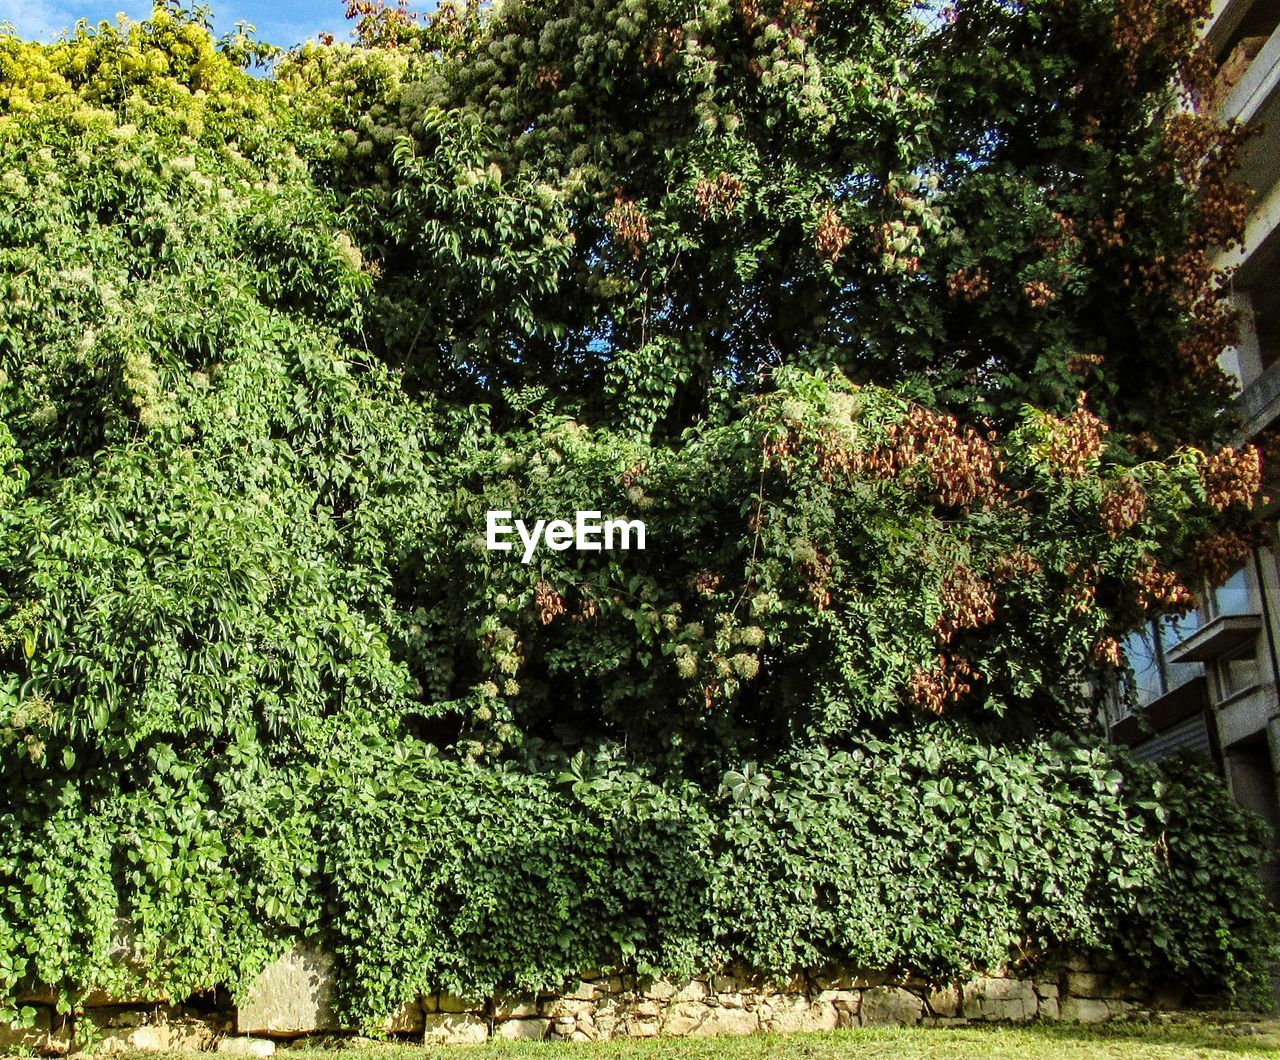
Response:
[[14, 1020, 1279, 1060], [271, 1021, 1280, 1059]]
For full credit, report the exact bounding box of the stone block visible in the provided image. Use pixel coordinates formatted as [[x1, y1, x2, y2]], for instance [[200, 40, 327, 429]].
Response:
[[1064, 971, 1103, 997], [1065, 972, 1137, 1001], [759, 975, 808, 996], [961, 977, 1036, 1022], [91, 1022, 212, 1054], [236, 945, 339, 1036], [627, 1017, 660, 1038], [88, 1008, 147, 1029], [1033, 980, 1060, 1000], [925, 986, 961, 1018], [642, 979, 678, 1001], [382, 999, 424, 1034], [859, 987, 924, 1027], [663, 1001, 761, 1037], [920, 1016, 970, 1028], [543, 997, 594, 1020], [1038, 996, 1061, 1021], [672, 980, 709, 1003], [17, 986, 58, 1006], [816, 989, 857, 1005], [179, 1005, 234, 1033], [492, 993, 538, 1019], [423, 1013, 488, 1044], [662, 1002, 711, 1037], [169, 1021, 216, 1050], [565, 980, 600, 1001], [1151, 984, 1187, 1010], [493, 1018, 549, 1041], [139, 1024, 191, 1052], [0, 1009, 69, 1056], [216, 1037, 276, 1056], [765, 997, 841, 1033], [686, 1006, 761, 1038], [592, 998, 625, 1037], [436, 993, 478, 1014], [1059, 997, 1113, 1023]]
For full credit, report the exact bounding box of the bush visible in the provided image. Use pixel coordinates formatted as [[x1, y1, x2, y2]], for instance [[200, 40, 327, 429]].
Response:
[[318, 741, 713, 1021], [314, 733, 1275, 1018], [1, 720, 1274, 1023], [709, 734, 1277, 1007]]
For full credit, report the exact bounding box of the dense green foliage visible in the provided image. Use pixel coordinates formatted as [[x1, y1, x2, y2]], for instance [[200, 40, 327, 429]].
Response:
[[292, 0, 1243, 445], [0, 0, 1275, 1028], [1, 729, 1273, 1025]]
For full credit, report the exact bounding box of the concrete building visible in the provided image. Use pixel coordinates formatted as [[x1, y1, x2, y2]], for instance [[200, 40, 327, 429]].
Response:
[[1107, 0, 1280, 908]]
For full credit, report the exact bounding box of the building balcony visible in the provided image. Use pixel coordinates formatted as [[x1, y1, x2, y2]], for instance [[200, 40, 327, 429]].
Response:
[[1166, 613, 1263, 663], [1220, 24, 1280, 124], [1109, 675, 1212, 755], [1233, 356, 1280, 441]]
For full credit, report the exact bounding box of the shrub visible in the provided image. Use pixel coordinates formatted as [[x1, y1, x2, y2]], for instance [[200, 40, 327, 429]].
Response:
[[709, 733, 1277, 1007]]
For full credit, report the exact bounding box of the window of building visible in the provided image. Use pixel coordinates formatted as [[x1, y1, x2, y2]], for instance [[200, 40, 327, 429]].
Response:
[[1221, 642, 1261, 697], [1250, 283, 1280, 372], [1117, 549, 1267, 724], [1201, 565, 1262, 700], [1123, 626, 1163, 708], [1120, 612, 1205, 712], [1229, 282, 1280, 387], [1207, 566, 1255, 618]]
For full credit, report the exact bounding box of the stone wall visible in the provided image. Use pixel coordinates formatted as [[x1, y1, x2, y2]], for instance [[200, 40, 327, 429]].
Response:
[[1, 946, 1187, 1055]]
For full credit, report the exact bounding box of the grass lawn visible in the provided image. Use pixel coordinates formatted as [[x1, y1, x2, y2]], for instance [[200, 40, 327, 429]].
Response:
[[271, 1021, 1280, 1059]]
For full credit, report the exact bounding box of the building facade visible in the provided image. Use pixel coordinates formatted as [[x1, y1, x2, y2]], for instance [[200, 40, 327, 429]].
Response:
[[1107, 0, 1280, 911]]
